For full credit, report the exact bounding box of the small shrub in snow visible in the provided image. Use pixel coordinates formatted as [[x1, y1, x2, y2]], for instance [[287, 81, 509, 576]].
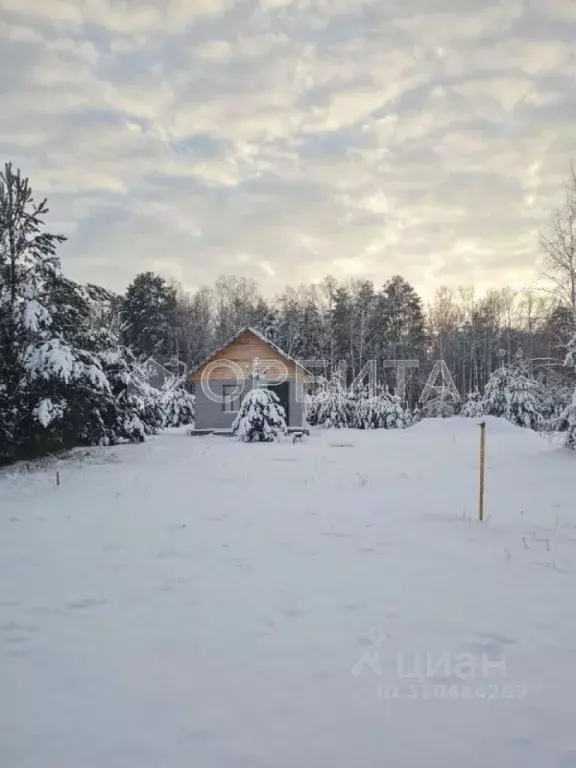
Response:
[[460, 392, 485, 419], [232, 386, 287, 442]]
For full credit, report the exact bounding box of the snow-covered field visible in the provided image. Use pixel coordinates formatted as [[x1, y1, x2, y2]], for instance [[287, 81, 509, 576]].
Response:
[[1, 418, 575, 767]]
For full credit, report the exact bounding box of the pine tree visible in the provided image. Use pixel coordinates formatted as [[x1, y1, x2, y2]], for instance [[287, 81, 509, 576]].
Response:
[[160, 384, 196, 428], [96, 343, 157, 444], [0, 163, 66, 461], [352, 389, 411, 429], [422, 389, 460, 418], [376, 393, 412, 429], [371, 275, 427, 401], [460, 391, 485, 418], [22, 338, 112, 451], [305, 391, 320, 426], [482, 356, 546, 430], [312, 381, 353, 428], [120, 272, 177, 360], [352, 393, 379, 429], [232, 387, 287, 442]]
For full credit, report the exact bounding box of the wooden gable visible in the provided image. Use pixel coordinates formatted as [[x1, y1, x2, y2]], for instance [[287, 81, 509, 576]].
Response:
[[190, 329, 307, 382]]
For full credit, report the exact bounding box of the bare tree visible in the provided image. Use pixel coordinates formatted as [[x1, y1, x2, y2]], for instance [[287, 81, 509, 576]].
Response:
[[541, 165, 576, 327]]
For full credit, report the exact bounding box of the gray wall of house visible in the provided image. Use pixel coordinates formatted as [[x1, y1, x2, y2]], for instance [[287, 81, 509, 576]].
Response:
[[287, 380, 304, 428], [194, 379, 304, 431]]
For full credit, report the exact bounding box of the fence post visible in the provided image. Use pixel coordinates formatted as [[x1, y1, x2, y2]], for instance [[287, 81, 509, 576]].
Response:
[[478, 421, 486, 522]]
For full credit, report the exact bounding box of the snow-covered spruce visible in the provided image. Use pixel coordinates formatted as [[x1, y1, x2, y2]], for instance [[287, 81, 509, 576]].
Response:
[[305, 391, 321, 427], [482, 359, 546, 431], [460, 391, 485, 419], [312, 387, 353, 429], [100, 346, 164, 443], [352, 395, 379, 429], [421, 388, 460, 418], [377, 394, 412, 429], [232, 386, 287, 442], [160, 385, 196, 428], [22, 336, 115, 452], [353, 393, 412, 429]]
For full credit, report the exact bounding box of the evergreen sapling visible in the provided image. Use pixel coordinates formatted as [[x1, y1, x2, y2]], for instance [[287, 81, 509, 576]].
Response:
[[232, 358, 287, 442]]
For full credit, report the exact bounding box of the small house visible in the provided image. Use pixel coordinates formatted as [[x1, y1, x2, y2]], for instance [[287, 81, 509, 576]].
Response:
[[189, 327, 313, 432]]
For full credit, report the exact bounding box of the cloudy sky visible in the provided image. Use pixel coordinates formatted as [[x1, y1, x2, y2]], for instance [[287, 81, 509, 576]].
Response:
[[1, 0, 575, 299]]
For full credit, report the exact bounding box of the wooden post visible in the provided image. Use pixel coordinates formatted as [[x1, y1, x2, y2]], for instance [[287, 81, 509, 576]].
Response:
[[478, 421, 486, 522], [56, 471, 60, 487]]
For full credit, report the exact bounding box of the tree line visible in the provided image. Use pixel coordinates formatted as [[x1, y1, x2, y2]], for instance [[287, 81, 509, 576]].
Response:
[[122, 190, 576, 406]]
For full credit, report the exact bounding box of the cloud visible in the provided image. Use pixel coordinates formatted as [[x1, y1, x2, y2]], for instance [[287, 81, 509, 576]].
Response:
[[1, 0, 234, 32], [0, 0, 575, 299]]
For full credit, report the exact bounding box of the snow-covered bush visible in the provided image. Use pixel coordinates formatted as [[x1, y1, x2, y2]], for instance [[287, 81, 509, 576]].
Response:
[[352, 390, 412, 430], [160, 385, 195, 427], [232, 386, 287, 442], [305, 391, 322, 427], [352, 395, 380, 429], [460, 391, 485, 419], [558, 332, 576, 449], [558, 390, 576, 450], [376, 394, 412, 429], [482, 358, 546, 430], [421, 389, 460, 418], [531, 369, 572, 425], [313, 386, 354, 428]]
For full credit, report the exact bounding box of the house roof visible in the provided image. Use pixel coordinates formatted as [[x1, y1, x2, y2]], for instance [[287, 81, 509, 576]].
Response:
[[188, 326, 314, 379]]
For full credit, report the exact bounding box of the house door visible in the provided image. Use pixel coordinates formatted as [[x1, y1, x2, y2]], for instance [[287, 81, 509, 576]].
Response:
[[268, 381, 290, 424]]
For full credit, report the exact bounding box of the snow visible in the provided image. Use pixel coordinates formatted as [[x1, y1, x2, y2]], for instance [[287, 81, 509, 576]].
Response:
[[24, 339, 109, 392], [24, 340, 75, 381], [33, 398, 66, 428], [21, 298, 51, 332], [1, 417, 575, 767]]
